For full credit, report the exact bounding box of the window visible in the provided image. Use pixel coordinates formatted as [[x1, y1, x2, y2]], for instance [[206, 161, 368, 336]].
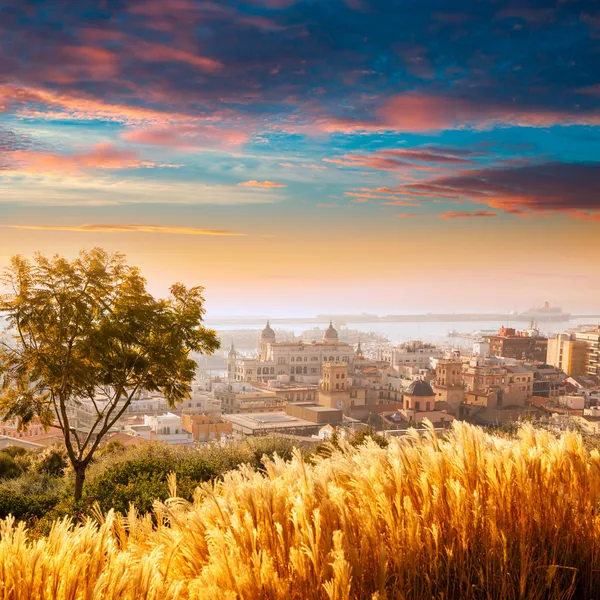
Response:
[[291, 357, 295, 362], [303, 366, 307, 374], [336, 383, 340, 390], [336, 374, 340, 379], [304, 356, 308, 362], [415, 401, 420, 411], [426, 402, 430, 411]]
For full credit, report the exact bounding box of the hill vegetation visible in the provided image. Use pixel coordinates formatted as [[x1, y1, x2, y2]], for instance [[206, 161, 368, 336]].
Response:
[[1, 422, 600, 599]]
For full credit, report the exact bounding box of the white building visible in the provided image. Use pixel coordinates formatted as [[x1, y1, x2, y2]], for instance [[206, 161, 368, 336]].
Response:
[[228, 322, 355, 385], [377, 341, 444, 370], [143, 413, 192, 444]]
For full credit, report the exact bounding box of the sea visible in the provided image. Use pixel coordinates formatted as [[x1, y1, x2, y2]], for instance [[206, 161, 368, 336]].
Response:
[[212, 318, 598, 348]]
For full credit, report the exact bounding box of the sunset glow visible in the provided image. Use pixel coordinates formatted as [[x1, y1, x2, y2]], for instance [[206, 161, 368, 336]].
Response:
[[1, 0, 599, 315]]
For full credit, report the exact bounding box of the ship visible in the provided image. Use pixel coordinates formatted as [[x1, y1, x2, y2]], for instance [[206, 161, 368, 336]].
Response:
[[519, 302, 571, 322]]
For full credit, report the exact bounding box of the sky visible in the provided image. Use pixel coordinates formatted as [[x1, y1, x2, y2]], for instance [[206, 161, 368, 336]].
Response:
[[1, 0, 600, 317]]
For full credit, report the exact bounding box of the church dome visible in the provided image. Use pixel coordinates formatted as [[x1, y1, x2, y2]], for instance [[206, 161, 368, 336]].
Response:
[[405, 380, 435, 397], [261, 320, 276, 339], [323, 321, 338, 341]]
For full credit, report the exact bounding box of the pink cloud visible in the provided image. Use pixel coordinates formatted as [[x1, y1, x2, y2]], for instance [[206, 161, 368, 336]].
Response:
[[123, 124, 248, 149], [238, 180, 286, 188], [132, 43, 222, 72], [0, 84, 192, 124], [8, 143, 156, 174], [324, 93, 600, 133]]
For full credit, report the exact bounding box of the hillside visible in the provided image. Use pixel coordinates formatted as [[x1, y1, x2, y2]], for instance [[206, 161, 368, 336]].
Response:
[[1, 422, 599, 599]]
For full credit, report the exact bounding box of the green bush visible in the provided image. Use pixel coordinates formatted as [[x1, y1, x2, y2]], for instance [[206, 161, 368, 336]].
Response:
[[33, 446, 68, 477], [82, 437, 303, 515], [0, 473, 63, 521], [0, 452, 22, 480]]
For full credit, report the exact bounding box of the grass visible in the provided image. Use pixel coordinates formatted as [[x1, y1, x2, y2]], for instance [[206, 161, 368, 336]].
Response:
[[1, 421, 600, 599]]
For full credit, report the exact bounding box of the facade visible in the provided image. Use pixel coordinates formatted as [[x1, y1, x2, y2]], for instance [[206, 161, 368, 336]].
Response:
[[432, 359, 465, 412], [378, 341, 444, 369], [222, 401, 344, 438], [528, 363, 566, 398], [574, 328, 600, 376], [181, 414, 232, 441], [319, 362, 353, 412], [546, 334, 587, 376], [216, 388, 286, 414], [229, 322, 354, 384], [252, 380, 318, 403], [143, 413, 192, 444], [483, 327, 548, 362], [463, 360, 533, 406], [399, 379, 455, 425]]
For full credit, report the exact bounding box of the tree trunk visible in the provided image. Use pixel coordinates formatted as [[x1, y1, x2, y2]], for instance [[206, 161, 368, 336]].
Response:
[[74, 465, 86, 502]]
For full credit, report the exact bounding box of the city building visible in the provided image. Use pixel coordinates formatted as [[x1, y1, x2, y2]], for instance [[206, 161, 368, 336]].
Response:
[[573, 328, 600, 377], [432, 358, 465, 413], [483, 326, 547, 362], [181, 414, 232, 441], [398, 379, 455, 425], [377, 341, 444, 369], [0, 419, 64, 447], [216, 388, 286, 414], [546, 334, 587, 376], [143, 413, 192, 444], [222, 401, 345, 438], [228, 322, 354, 384], [462, 360, 533, 406], [528, 363, 566, 398]]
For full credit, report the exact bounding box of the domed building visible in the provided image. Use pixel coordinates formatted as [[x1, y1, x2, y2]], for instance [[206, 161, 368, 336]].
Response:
[[228, 319, 355, 385], [259, 321, 276, 360], [403, 380, 436, 414], [323, 321, 338, 343], [400, 378, 455, 425]]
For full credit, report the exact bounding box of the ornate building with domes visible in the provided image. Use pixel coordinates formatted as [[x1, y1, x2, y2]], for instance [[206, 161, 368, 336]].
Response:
[[228, 321, 354, 384]]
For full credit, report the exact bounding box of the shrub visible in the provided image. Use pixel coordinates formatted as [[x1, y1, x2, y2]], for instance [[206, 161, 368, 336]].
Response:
[[0, 452, 22, 480], [32, 446, 68, 476], [0, 473, 63, 521], [81, 437, 302, 514]]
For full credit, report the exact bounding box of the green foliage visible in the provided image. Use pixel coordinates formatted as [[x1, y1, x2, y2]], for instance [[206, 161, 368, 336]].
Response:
[[82, 437, 303, 514], [0, 248, 220, 500], [0, 452, 22, 480], [1, 446, 28, 459], [33, 446, 68, 476], [0, 472, 63, 523]]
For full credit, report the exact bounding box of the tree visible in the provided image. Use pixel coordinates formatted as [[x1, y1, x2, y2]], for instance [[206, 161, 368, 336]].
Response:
[[0, 248, 220, 501]]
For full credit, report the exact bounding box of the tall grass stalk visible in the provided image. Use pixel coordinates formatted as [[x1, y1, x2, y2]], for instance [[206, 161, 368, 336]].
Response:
[[1, 422, 599, 599]]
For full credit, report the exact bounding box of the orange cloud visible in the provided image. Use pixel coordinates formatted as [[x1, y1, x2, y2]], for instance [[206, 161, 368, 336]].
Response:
[[438, 210, 498, 219], [238, 180, 286, 188], [8, 224, 245, 236]]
